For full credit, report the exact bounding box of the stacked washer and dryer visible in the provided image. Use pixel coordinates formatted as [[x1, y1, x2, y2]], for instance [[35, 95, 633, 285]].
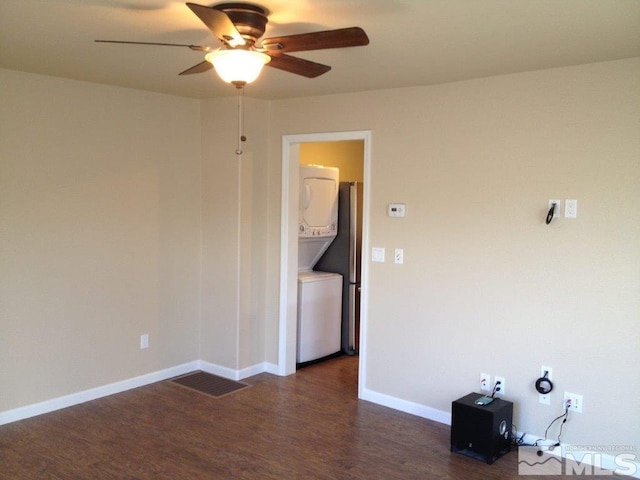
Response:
[[297, 165, 343, 364]]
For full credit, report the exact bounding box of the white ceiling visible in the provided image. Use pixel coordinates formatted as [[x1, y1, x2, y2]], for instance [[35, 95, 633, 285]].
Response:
[[1, 0, 639, 100]]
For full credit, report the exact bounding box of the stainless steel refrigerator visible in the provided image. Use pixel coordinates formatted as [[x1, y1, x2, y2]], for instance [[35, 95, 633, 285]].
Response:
[[314, 182, 363, 355]]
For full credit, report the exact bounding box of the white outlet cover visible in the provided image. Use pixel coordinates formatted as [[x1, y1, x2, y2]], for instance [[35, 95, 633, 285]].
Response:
[[564, 392, 583, 413], [548, 200, 561, 218], [565, 199, 578, 218], [494, 376, 506, 396], [539, 366, 552, 404], [480, 372, 491, 392], [372, 247, 385, 263]]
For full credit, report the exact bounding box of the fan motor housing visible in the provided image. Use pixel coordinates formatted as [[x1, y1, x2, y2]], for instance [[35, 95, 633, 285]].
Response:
[[213, 2, 269, 45]]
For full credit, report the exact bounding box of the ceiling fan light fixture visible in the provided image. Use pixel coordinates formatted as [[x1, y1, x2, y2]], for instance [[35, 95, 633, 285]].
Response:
[[205, 49, 271, 86]]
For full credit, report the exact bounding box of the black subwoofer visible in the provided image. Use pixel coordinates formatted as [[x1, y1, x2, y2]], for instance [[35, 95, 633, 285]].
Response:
[[450, 393, 513, 464]]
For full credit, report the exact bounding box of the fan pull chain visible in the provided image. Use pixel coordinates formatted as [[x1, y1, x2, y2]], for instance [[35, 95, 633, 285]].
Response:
[[235, 87, 246, 156]]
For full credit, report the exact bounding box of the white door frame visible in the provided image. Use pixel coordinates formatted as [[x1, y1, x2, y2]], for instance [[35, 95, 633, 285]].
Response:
[[278, 130, 371, 396]]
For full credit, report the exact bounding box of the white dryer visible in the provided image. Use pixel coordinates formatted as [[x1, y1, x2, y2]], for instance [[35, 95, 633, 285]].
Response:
[[298, 165, 339, 272]]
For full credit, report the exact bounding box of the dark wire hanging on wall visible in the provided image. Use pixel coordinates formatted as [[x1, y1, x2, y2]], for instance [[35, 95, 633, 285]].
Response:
[[546, 202, 557, 225]]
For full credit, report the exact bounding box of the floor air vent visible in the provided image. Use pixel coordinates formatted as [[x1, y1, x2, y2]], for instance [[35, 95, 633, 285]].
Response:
[[169, 371, 248, 398]]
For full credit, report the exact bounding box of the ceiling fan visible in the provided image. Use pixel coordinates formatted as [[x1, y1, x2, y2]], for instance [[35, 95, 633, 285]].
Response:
[[96, 2, 369, 88]]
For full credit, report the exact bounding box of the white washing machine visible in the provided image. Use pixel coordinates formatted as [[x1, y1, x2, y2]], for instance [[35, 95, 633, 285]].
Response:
[[297, 271, 343, 363]]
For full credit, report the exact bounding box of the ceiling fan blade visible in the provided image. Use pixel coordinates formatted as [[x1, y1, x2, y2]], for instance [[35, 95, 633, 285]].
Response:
[[95, 40, 212, 52], [178, 61, 213, 76], [261, 27, 369, 53], [186, 2, 245, 47], [266, 53, 331, 78]]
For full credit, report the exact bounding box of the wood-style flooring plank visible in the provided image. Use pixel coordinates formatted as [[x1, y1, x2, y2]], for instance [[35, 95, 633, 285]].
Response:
[[0, 357, 625, 479]]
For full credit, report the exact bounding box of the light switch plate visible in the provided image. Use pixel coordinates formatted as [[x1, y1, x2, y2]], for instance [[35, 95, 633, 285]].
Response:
[[565, 199, 577, 218], [372, 247, 385, 262]]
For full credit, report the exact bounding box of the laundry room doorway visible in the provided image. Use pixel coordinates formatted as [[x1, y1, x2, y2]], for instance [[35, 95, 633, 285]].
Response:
[[278, 131, 371, 399]]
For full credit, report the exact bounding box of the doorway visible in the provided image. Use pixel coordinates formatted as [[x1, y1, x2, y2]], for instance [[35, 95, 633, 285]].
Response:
[[278, 131, 371, 399]]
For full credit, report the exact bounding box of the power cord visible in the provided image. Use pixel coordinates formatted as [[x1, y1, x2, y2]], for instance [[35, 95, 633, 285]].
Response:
[[511, 424, 527, 447], [556, 409, 568, 445], [491, 380, 502, 398], [511, 404, 570, 450], [534, 404, 570, 453]]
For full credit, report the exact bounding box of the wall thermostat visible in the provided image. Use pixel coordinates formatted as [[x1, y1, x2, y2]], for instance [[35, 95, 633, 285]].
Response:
[[388, 203, 406, 217]]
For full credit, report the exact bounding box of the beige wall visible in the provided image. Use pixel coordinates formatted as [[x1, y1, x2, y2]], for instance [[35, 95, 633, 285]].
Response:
[[300, 141, 364, 182], [199, 96, 270, 371], [0, 69, 202, 411], [266, 58, 640, 450], [2, 57, 639, 455]]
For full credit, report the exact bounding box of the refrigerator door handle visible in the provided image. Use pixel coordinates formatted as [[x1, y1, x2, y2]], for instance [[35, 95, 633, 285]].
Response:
[[349, 183, 358, 284], [348, 284, 356, 353]]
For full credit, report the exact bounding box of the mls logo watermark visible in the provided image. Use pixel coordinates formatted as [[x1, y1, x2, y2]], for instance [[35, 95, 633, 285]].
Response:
[[518, 445, 638, 476], [518, 447, 563, 475]]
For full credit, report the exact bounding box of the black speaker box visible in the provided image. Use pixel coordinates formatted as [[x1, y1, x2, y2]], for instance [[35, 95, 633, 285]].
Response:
[[450, 393, 513, 464]]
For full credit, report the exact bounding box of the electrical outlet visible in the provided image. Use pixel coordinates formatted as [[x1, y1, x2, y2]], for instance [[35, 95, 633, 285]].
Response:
[[394, 248, 404, 264], [564, 392, 583, 413], [140, 334, 149, 349], [494, 376, 506, 396], [548, 199, 561, 218], [565, 199, 578, 218], [480, 372, 491, 392], [539, 366, 553, 405]]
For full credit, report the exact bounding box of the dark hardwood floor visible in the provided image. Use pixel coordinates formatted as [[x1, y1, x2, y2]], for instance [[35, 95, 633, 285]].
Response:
[[0, 356, 625, 479]]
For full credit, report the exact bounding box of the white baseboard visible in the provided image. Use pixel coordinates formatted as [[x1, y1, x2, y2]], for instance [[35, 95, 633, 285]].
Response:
[[237, 362, 279, 379], [359, 389, 639, 478], [197, 360, 239, 380], [6, 365, 637, 478], [197, 360, 278, 381], [0, 360, 280, 426], [359, 386, 452, 425], [262, 362, 280, 375], [0, 361, 199, 426]]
